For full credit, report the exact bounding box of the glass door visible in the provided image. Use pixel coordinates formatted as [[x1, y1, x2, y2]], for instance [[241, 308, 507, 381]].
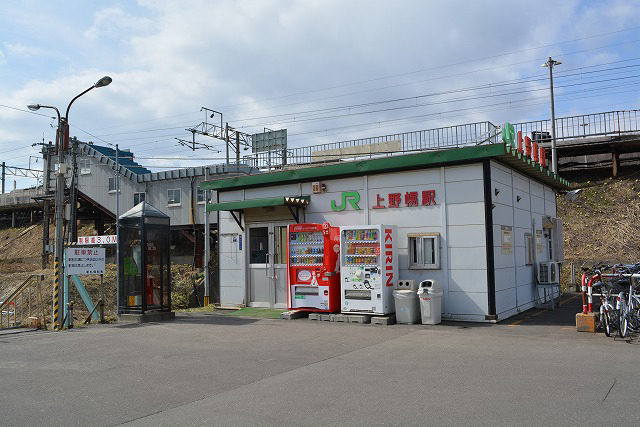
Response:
[[248, 223, 290, 308]]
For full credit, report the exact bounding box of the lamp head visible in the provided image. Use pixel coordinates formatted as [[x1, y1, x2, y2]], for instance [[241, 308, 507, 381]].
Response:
[[94, 76, 112, 88], [27, 104, 41, 111]]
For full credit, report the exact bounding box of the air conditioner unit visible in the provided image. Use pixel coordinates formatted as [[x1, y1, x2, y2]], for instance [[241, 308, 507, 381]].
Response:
[[537, 262, 561, 284], [396, 279, 417, 291]]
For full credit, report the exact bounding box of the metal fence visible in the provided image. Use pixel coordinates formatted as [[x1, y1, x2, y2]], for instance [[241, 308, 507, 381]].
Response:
[[243, 121, 499, 170], [242, 110, 640, 171], [511, 110, 640, 143]]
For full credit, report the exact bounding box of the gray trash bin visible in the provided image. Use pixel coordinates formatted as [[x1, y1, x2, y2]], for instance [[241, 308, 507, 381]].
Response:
[[417, 280, 443, 325], [393, 289, 420, 324]]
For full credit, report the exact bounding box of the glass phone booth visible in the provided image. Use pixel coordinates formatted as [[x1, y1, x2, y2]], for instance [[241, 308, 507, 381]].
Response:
[[118, 202, 171, 316]]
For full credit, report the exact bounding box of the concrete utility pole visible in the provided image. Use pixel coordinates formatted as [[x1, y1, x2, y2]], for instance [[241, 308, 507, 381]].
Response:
[[204, 167, 210, 306], [542, 57, 561, 175], [42, 142, 53, 269]]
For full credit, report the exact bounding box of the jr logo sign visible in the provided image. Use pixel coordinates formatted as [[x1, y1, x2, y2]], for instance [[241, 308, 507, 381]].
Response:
[[331, 191, 361, 212]]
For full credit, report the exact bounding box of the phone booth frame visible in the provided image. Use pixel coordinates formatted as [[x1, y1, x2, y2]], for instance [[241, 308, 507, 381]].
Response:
[[118, 202, 172, 316]]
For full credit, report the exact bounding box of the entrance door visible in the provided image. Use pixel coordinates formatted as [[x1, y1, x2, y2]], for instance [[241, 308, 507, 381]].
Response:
[[248, 223, 289, 308]]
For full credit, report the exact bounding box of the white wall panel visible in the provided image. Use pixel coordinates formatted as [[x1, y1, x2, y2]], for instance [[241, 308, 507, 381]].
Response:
[[449, 269, 487, 293], [495, 288, 517, 315], [490, 162, 512, 186], [449, 247, 487, 269], [492, 203, 514, 226], [444, 164, 483, 182], [448, 291, 487, 316], [491, 180, 514, 207], [494, 267, 516, 292], [370, 205, 441, 227], [516, 265, 534, 286], [531, 195, 545, 214], [447, 224, 485, 247], [447, 202, 485, 226], [444, 180, 484, 204], [368, 169, 441, 188], [530, 182, 544, 199]]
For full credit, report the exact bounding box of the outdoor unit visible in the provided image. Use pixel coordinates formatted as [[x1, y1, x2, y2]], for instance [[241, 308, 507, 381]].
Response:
[[537, 261, 561, 284]]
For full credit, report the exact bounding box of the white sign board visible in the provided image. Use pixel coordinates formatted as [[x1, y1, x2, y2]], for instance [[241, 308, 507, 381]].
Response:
[[66, 247, 106, 275], [77, 235, 118, 245]]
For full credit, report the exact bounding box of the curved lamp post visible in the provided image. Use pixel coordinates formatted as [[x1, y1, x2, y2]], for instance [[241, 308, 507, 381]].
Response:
[[28, 75, 112, 329]]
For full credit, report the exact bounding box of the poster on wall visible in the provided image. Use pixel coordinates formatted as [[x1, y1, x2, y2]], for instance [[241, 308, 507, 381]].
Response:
[[501, 226, 513, 255], [536, 230, 543, 254]]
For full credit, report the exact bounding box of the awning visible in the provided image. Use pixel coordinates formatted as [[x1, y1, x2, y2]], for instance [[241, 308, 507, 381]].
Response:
[[206, 195, 310, 230], [207, 195, 310, 212]]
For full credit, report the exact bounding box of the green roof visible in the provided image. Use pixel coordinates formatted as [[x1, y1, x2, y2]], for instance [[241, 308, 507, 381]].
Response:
[[201, 143, 572, 192]]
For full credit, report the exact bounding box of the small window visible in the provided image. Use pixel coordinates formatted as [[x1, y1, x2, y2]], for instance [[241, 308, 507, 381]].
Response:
[[197, 188, 205, 204], [167, 189, 181, 206], [524, 233, 534, 265], [108, 176, 120, 192], [80, 159, 91, 175], [409, 234, 440, 269], [134, 192, 146, 206]]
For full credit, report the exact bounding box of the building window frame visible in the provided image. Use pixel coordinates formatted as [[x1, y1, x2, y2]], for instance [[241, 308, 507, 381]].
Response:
[[79, 158, 91, 175], [408, 233, 440, 269], [167, 188, 181, 207], [133, 192, 146, 206], [108, 176, 120, 193]]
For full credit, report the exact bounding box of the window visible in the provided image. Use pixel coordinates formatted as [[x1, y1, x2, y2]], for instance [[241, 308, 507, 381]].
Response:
[[197, 187, 205, 204], [409, 234, 440, 269], [108, 176, 120, 192], [167, 189, 181, 206], [524, 233, 534, 265], [79, 159, 91, 175], [134, 192, 146, 206]]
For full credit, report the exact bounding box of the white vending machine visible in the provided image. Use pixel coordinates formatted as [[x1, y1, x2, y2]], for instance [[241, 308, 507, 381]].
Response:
[[340, 225, 398, 315]]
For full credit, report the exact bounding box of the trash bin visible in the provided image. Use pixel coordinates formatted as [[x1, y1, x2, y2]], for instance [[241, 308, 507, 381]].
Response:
[[393, 289, 420, 324], [417, 280, 443, 325]]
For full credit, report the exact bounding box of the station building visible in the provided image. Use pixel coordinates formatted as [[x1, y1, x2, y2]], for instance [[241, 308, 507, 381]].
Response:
[[203, 141, 570, 322]]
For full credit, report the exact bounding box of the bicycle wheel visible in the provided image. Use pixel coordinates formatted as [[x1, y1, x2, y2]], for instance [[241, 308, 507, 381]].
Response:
[[618, 298, 629, 338], [603, 306, 614, 337]]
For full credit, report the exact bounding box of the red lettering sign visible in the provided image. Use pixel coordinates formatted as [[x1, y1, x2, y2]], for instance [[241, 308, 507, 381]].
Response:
[[388, 193, 401, 208], [540, 146, 547, 167], [385, 229, 393, 286], [517, 131, 523, 153], [405, 191, 419, 207], [422, 190, 436, 206], [372, 194, 386, 209]]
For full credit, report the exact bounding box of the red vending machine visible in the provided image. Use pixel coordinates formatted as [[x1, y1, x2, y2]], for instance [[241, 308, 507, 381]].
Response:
[[287, 222, 340, 312]]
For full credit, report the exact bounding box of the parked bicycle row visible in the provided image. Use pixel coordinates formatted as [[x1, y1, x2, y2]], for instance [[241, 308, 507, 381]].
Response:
[[581, 263, 640, 338]]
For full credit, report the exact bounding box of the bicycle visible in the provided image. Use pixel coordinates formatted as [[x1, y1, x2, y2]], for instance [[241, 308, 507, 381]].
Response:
[[594, 281, 618, 337], [618, 281, 640, 338]]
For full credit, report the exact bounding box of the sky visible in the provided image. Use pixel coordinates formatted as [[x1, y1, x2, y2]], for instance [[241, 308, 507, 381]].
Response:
[[2, 0, 640, 189]]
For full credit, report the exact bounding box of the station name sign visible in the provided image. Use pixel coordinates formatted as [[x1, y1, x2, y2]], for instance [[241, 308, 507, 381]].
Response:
[[331, 190, 436, 212], [77, 235, 118, 245], [501, 122, 547, 168]]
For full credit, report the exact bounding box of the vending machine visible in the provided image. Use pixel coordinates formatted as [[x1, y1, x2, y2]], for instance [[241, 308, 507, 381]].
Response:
[[340, 225, 398, 315], [287, 222, 341, 312]]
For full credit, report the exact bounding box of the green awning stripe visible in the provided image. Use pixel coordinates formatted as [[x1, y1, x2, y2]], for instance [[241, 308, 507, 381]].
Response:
[[207, 195, 310, 212]]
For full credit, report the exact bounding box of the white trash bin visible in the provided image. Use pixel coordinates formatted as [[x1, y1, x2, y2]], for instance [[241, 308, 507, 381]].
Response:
[[393, 289, 420, 324], [417, 280, 443, 325]]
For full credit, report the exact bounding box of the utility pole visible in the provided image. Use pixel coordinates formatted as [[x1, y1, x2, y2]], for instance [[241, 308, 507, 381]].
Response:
[[543, 57, 561, 175], [115, 144, 120, 317], [1, 161, 5, 193], [204, 167, 210, 306], [68, 137, 79, 244], [55, 117, 67, 329], [42, 142, 53, 269]]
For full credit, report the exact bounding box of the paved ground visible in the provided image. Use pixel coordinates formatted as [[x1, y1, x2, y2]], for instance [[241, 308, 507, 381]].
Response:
[[1, 294, 639, 427]]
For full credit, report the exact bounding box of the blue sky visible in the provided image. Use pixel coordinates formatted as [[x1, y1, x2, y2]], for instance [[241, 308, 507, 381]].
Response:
[[1, 0, 640, 188]]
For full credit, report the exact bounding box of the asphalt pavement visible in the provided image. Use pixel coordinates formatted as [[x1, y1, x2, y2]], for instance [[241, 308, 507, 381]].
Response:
[[1, 294, 638, 427]]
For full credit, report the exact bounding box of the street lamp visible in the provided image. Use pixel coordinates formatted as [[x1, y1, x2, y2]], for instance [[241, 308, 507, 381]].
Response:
[[28, 75, 112, 329]]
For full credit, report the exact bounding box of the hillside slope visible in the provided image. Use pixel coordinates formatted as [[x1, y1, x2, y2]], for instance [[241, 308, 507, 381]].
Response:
[[557, 177, 640, 267]]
